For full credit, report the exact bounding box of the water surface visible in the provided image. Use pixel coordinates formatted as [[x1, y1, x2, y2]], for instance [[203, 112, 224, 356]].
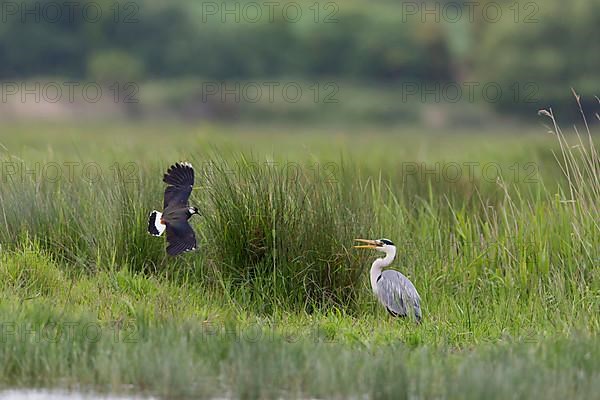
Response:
[[0, 390, 156, 400]]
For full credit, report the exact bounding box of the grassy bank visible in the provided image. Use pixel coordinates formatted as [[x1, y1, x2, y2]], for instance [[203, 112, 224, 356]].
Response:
[[1, 303, 598, 399], [0, 245, 598, 398], [0, 116, 598, 397]]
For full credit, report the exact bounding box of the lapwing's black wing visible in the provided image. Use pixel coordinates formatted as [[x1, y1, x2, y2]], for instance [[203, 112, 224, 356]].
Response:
[[163, 162, 194, 209], [165, 217, 197, 256]]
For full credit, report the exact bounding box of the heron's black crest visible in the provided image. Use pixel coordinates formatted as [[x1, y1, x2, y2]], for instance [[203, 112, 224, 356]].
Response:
[[379, 239, 395, 246]]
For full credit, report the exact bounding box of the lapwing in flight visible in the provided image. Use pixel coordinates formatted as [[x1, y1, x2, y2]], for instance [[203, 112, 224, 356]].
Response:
[[148, 162, 199, 256]]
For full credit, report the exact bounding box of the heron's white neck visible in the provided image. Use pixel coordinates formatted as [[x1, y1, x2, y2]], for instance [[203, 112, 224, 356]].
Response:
[[370, 246, 396, 292]]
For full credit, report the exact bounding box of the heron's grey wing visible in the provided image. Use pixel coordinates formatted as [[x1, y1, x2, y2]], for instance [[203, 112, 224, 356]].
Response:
[[376, 270, 422, 321], [163, 162, 194, 208]]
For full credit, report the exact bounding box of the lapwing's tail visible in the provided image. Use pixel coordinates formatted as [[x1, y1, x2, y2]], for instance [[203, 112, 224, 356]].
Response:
[[148, 210, 166, 236]]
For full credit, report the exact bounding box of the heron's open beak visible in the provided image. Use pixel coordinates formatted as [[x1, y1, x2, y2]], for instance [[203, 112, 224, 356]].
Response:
[[353, 239, 379, 249]]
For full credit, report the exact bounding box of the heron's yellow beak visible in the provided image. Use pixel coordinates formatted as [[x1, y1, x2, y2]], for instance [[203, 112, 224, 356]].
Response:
[[353, 239, 378, 249]]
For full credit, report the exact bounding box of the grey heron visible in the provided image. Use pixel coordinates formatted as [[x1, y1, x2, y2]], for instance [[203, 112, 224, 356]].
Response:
[[148, 162, 200, 256], [354, 239, 422, 323]]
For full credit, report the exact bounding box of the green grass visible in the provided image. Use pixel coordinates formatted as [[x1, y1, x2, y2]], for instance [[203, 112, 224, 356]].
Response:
[[0, 115, 598, 398]]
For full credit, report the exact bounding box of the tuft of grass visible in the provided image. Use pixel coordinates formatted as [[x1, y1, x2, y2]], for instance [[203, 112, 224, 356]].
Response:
[[199, 156, 373, 312]]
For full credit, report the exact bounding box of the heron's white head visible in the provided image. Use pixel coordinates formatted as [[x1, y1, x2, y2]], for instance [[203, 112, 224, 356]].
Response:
[[354, 238, 396, 257]]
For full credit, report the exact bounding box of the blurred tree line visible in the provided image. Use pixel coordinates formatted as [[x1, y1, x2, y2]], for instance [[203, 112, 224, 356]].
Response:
[[0, 0, 598, 116]]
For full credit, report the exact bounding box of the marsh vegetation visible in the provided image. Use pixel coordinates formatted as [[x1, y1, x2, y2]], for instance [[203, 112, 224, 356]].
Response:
[[0, 114, 598, 398]]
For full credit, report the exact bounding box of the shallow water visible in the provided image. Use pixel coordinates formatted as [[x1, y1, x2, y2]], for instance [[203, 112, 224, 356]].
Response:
[[0, 390, 156, 400]]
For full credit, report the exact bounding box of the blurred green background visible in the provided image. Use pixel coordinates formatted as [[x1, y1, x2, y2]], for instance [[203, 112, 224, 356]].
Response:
[[1, 0, 598, 126]]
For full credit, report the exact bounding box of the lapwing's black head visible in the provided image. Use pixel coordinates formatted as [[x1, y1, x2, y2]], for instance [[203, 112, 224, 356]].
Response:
[[187, 206, 200, 217]]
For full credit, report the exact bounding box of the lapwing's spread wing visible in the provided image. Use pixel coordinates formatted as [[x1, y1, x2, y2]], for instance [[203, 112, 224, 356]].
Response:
[[163, 162, 194, 209], [165, 217, 197, 256]]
